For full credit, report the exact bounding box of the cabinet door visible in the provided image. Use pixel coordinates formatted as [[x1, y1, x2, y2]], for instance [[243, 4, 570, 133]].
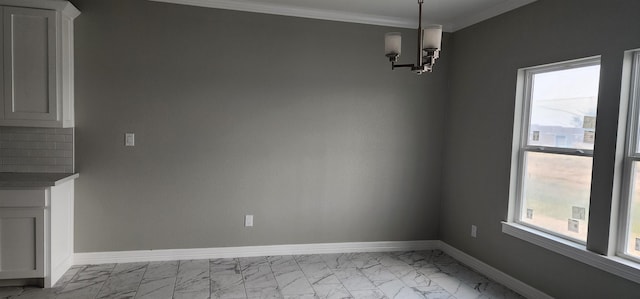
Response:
[[3, 7, 58, 122], [0, 208, 45, 279]]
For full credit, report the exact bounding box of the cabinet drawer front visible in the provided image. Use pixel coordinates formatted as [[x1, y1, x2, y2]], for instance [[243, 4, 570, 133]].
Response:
[[3, 7, 58, 121], [0, 208, 45, 278], [0, 189, 46, 207]]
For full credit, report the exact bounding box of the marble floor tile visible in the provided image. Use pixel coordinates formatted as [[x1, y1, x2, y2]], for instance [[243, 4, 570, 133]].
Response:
[[70, 263, 116, 283], [179, 260, 210, 272], [239, 257, 270, 271], [296, 257, 340, 285], [268, 256, 300, 275], [387, 267, 431, 288], [0, 287, 23, 297], [246, 286, 283, 299], [359, 264, 397, 283], [96, 263, 147, 299], [304, 270, 341, 285], [174, 260, 210, 299], [333, 269, 377, 291], [211, 258, 242, 276], [348, 253, 380, 269], [312, 283, 352, 299], [0, 250, 524, 299], [282, 294, 317, 299], [56, 279, 106, 299], [143, 261, 179, 280], [211, 273, 247, 298], [393, 252, 431, 268], [294, 254, 325, 265], [412, 285, 452, 299], [349, 289, 387, 299], [11, 286, 59, 299], [320, 253, 355, 269], [429, 274, 482, 299], [242, 264, 278, 289], [473, 281, 523, 299], [368, 253, 407, 268], [135, 276, 176, 299], [173, 290, 211, 299], [273, 269, 314, 296], [52, 266, 82, 288]]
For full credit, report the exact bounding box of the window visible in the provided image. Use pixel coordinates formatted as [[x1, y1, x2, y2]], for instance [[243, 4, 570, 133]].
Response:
[[504, 54, 640, 284], [515, 57, 601, 243], [620, 51, 640, 262]]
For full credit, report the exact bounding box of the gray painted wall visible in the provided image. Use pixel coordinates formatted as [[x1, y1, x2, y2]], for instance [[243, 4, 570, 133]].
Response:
[[441, 0, 640, 298], [71, 0, 449, 252]]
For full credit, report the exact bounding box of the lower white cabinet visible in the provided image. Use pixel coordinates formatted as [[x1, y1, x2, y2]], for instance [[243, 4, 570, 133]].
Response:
[[0, 180, 74, 287]]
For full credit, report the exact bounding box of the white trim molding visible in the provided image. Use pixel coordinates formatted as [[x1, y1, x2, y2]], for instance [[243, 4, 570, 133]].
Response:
[[438, 241, 553, 299], [448, 0, 536, 32], [74, 240, 549, 298], [148, 0, 536, 31], [149, 0, 419, 30], [0, 0, 80, 18], [503, 222, 640, 285], [74, 240, 439, 265]]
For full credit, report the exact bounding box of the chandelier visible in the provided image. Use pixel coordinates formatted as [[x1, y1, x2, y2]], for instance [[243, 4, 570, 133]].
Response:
[[384, 0, 443, 74]]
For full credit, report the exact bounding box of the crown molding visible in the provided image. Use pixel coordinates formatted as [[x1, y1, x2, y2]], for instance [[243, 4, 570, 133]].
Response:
[[149, 0, 536, 32], [449, 0, 537, 32], [149, 0, 452, 31]]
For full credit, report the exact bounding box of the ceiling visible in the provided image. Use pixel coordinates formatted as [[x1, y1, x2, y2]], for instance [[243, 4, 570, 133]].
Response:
[[149, 0, 536, 32]]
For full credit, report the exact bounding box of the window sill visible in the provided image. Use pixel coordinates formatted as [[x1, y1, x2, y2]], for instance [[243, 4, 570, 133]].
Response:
[[502, 222, 640, 284]]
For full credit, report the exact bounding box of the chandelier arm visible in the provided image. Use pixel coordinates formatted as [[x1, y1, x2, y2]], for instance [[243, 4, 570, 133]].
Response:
[[392, 63, 416, 70]]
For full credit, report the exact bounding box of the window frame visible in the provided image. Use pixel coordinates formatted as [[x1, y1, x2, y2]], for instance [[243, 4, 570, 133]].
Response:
[[618, 51, 640, 263], [504, 53, 640, 285], [514, 57, 601, 245]]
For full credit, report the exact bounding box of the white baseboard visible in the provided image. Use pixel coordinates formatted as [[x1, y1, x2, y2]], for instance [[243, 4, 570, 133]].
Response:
[[49, 254, 74, 288], [73, 240, 549, 298], [438, 241, 552, 299], [73, 240, 439, 265]]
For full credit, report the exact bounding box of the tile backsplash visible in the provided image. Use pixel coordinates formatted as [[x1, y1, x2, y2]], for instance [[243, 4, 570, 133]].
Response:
[[0, 127, 74, 173]]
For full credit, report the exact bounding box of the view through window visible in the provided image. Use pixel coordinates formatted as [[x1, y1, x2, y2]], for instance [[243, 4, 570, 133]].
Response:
[[518, 61, 601, 242]]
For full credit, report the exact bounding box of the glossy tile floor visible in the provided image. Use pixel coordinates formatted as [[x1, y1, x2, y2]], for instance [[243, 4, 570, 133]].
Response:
[[1, 250, 524, 299]]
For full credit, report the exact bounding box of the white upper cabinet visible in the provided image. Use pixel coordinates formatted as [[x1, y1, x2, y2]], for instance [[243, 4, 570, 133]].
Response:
[[0, 0, 79, 128]]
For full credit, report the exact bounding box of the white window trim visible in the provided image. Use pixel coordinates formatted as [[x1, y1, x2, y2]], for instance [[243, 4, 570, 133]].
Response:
[[504, 54, 640, 284], [512, 56, 600, 244], [502, 222, 640, 284], [618, 51, 640, 263]]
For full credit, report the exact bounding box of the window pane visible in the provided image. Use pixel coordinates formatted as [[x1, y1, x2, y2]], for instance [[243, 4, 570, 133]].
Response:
[[626, 162, 640, 258], [528, 65, 600, 150], [521, 151, 592, 242]]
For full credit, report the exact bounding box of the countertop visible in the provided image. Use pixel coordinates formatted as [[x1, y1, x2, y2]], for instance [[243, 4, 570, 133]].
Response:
[[0, 172, 79, 188]]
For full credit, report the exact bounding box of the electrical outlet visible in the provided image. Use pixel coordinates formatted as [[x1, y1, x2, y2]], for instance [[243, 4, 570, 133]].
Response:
[[245, 215, 254, 227], [471, 225, 477, 238], [636, 238, 640, 251], [125, 133, 135, 146]]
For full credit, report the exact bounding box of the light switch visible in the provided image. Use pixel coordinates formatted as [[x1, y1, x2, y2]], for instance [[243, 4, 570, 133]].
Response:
[[125, 133, 135, 147], [245, 215, 254, 227]]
